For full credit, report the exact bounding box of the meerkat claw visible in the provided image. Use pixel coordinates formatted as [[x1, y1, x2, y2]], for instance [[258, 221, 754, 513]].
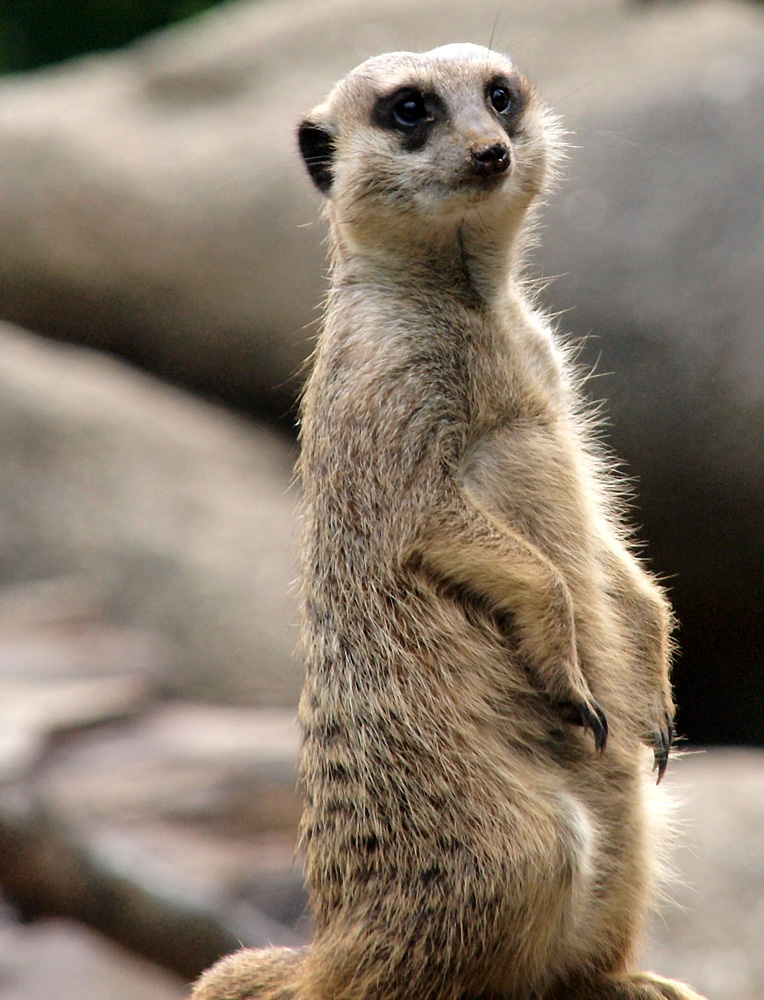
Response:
[[558, 699, 609, 752], [588, 701, 609, 753], [651, 719, 676, 783]]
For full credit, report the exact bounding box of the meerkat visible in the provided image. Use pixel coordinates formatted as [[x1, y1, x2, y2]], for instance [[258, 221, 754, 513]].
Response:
[[191, 44, 708, 1000]]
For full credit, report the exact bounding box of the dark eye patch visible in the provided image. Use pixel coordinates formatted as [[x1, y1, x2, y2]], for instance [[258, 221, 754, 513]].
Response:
[[486, 73, 527, 136], [372, 86, 444, 152]]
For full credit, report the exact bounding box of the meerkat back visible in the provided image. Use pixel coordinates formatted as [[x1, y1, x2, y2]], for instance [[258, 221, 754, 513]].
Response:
[[191, 44, 708, 1000]]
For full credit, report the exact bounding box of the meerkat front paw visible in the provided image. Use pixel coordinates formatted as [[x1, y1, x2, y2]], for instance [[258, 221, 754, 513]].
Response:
[[528, 642, 608, 753]]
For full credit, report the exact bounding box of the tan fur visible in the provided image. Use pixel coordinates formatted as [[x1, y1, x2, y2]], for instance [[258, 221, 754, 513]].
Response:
[[191, 44, 707, 1000]]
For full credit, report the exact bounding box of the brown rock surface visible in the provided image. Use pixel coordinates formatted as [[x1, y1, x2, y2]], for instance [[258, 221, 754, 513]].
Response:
[[0, 0, 760, 419], [0, 702, 304, 983], [1, 703, 761, 997], [0, 915, 188, 1000], [648, 750, 764, 999], [0, 323, 300, 704], [38, 703, 302, 837]]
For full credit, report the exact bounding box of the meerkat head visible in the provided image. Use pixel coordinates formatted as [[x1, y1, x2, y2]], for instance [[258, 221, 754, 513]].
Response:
[[298, 44, 561, 248]]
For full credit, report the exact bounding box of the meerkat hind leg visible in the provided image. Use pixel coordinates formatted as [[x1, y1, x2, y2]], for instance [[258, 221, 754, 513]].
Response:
[[190, 946, 306, 1000]]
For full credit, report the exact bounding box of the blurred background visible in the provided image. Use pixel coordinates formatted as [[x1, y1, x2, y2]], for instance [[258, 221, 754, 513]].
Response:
[[0, 0, 761, 997]]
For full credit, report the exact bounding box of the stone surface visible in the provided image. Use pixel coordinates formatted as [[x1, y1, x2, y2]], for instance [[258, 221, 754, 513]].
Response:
[[38, 704, 301, 836], [0, 914, 187, 1000], [647, 749, 764, 999], [0, 703, 304, 983], [0, 0, 761, 740], [0, 323, 301, 704], [0, 0, 759, 422], [537, 49, 764, 745], [4, 714, 763, 997]]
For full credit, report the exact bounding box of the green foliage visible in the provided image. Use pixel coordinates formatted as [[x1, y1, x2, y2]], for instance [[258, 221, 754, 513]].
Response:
[[0, 0, 229, 73]]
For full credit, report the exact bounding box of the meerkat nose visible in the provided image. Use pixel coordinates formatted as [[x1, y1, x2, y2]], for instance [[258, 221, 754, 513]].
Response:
[[470, 142, 510, 176]]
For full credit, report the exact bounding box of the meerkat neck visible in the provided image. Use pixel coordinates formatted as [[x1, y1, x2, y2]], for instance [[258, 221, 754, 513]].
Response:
[[328, 211, 526, 306]]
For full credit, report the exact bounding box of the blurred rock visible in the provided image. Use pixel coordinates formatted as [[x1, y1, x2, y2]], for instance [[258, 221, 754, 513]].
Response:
[[647, 749, 764, 999], [38, 704, 301, 835], [0, 0, 760, 740], [0, 673, 151, 781], [0, 914, 187, 1000], [0, 0, 760, 421], [0, 323, 300, 704], [1, 666, 760, 997], [10, 722, 763, 997], [538, 49, 764, 745], [0, 706, 304, 980]]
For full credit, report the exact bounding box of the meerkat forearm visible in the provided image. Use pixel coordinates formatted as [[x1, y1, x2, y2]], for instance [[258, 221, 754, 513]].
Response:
[[602, 540, 674, 676], [598, 541, 676, 776], [416, 493, 607, 746]]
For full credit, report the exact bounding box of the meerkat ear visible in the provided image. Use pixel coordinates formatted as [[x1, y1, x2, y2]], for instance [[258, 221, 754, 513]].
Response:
[[298, 116, 336, 195]]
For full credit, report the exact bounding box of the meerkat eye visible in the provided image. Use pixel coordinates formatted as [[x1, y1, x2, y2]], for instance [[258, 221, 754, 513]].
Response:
[[490, 86, 512, 114], [391, 89, 429, 128], [373, 87, 442, 150]]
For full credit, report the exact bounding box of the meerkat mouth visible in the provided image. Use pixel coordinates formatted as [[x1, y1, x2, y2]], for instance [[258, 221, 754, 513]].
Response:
[[453, 167, 511, 199], [411, 169, 511, 219]]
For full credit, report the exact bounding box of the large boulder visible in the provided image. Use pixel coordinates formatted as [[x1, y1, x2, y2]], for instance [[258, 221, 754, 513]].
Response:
[[648, 749, 764, 1000], [0, 322, 300, 704], [0, 0, 759, 420], [0, 0, 761, 741], [538, 49, 764, 745], [26, 720, 764, 999], [0, 916, 186, 1000]]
